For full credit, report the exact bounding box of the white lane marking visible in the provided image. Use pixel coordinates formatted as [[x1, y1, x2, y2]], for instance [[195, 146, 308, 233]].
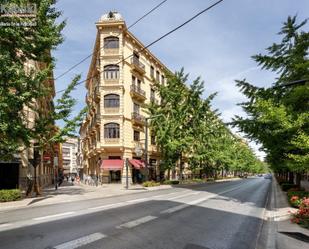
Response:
[[166, 192, 196, 200], [87, 191, 190, 210], [33, 212, 75, 221], [117, 215, 157, 229], [53, 232, 106, 249], [127, 197, 151, 203], [0, 223, 12, 228], [161, 185, 245, 214], [160, 204, 189, 214], [88, 202, 125, 210]]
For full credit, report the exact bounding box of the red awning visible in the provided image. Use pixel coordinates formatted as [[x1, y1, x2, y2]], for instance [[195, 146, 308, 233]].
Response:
[[129, 159, 145, 169], [101, 160, 123, 170]]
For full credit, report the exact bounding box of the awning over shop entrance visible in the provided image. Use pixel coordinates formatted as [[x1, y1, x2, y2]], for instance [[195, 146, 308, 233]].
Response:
[[129, 159, 145, 169], [101, 160, 123, 170]]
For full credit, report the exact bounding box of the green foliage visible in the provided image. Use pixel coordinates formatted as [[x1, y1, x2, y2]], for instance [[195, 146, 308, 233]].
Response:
[[146, 69, 262, 180], [288, 191, 309, 208], [142, 181, 160, 187], [291, 197, 309, 228], [162, 180, 180, 185], [0, 0, 86, 159], [233, 16, 309, 174], [0, 189, 22, 202]]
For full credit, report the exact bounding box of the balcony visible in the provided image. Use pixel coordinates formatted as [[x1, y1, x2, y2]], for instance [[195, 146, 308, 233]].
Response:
[[130, 85, 146, 101], [94, 86, 100, 102], [131, 112, 145, 126], [95, 113, 101, 126], [85, 93, 91, 104], [131, 58, 145, 74]]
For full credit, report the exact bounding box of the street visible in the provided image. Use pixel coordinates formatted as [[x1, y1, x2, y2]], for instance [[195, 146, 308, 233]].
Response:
[[0, 178, 271, 249]]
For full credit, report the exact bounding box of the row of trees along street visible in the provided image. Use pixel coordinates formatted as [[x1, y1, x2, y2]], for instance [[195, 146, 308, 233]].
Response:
[[232, 16, 309, 187], [146, 69, 266, 179]]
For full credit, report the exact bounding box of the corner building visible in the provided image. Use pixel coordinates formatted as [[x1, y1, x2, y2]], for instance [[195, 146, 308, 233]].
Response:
[[80, 12, 167, 184]]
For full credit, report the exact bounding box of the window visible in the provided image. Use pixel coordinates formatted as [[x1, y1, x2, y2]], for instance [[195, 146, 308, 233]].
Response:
[[132, 75, 136, 85], [151, 135, 156, 145], [133, 103, 140, 113], [133, 130, 140, 141], [150, 66, 154, 78], [104, 36, 119, 49], [104, 65, 119, 80], [133, 52, 139, 61], [137, 79, 141, 89], [161, 75, 165, 85], [104, 123, 120, 138], [104, 94, 120, 108], [150, 89, 155, 100], [156, 70, 160, 82]]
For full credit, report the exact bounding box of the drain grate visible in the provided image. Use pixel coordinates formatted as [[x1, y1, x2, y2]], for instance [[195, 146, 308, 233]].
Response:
[[279, 231, 309, 243]]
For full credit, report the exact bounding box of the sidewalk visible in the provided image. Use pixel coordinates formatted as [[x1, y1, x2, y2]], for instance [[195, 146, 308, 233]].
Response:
[[266, 177, 309, 249], [0, 181, 172, 212], [0, 178, 240, 212]]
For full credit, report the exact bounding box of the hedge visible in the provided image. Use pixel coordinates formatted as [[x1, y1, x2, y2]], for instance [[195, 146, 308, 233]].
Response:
[[281, 183, 298, 192], [163, 180, 179, 185], [0, 189, 22, 202], [142, 181, 160, 187]]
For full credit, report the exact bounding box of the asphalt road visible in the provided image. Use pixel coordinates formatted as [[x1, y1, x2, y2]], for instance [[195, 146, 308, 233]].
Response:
[[0, 178, 271, 249]]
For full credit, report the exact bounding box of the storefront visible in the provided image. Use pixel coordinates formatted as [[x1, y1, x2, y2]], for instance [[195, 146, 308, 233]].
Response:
[[100, 159, 123, 183]]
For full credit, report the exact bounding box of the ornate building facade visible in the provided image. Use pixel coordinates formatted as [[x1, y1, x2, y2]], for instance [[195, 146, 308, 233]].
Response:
[[80, 12, 168, 185]]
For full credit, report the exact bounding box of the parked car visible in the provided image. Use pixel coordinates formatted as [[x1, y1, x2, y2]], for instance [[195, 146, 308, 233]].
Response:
[[264, 174, 272, 179]]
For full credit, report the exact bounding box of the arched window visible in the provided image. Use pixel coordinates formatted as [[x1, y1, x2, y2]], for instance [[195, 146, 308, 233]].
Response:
[[104, 65, 119, 80], [104, 36, 119, 49], [104, 123, 120, 138], [104, 94, 120, 108]]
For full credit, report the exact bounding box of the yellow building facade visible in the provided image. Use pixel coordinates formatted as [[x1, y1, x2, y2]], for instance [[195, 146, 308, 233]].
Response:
[[80, 12, 168, 185]]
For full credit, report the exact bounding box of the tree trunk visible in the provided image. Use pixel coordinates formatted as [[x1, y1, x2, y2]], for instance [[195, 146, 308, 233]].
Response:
[[288, 171, 294, 184], [296, 173, 301, 188]]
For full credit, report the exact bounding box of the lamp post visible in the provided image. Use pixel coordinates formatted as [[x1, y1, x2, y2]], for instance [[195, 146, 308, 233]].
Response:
[[144, 114, 163, 180]]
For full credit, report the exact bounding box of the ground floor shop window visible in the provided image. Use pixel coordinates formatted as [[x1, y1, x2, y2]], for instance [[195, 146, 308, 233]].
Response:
[[110, 170, 121, 183]]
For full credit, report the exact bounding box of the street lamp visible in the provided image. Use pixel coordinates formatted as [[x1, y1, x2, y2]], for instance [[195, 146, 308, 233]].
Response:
[[144, 114, 163, 180]]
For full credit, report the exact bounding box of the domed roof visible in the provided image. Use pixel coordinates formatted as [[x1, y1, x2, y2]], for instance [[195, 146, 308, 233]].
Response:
[[100, 11, 123, 22]]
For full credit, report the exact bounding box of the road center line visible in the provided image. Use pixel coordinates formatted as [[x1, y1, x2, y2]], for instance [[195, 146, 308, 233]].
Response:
[[33, 212, 75, 221], [117, 215, 157, 229], [53, 232, 106, 249]]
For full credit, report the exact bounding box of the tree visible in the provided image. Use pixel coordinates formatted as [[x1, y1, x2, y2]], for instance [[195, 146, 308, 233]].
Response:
[[146, 69, 262, 180], [233, 16, 309, 186], [0, 0, 85, 160]]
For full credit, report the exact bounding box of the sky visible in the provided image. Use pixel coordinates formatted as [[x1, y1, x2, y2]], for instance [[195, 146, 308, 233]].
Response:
[[52, 0, 309, 159]]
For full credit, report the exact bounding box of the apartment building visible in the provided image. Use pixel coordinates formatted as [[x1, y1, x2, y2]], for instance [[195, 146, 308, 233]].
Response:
[[62, 137, 79, 176], [80, 11, 167, 184]]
